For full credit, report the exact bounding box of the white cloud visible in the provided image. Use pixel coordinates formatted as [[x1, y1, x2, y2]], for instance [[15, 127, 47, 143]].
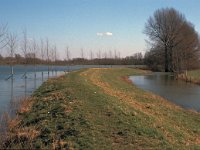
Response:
[[105, 32, 113, 36], [96, 32, 113, 37]]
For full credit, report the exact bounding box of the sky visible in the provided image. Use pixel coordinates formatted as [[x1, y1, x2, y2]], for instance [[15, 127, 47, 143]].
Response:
[[0, 0, 200, 59]]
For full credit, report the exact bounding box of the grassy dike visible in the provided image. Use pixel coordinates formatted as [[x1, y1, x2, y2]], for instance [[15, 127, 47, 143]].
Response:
[[1, 68, 200, 149]]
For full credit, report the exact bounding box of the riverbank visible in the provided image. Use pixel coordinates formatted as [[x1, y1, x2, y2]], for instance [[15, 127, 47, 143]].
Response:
[[178, 69, 200, 85], [1, 68, 200, 149]]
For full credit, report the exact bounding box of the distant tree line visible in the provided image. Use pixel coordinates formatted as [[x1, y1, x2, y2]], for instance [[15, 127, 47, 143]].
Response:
[[0, 52, 144, 65], [144, 8, 200, 72], [0, 24, 144, 69]]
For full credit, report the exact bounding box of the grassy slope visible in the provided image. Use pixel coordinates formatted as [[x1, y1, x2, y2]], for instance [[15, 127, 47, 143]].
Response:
[[188, 70, 200, 80], [179, 69, 200, 84], [2, 68, 200, 149]]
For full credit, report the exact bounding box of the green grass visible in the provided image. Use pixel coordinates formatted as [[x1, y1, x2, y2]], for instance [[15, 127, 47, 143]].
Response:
[[2, 68, 200, 149], [179, 69, 200, 84], [188, 69, 200, 80]]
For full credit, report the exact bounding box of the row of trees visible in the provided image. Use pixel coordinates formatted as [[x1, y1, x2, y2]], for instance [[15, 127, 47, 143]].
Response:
[[66, 52, 143, 65], [0, 51, 144, 66], [0, 25, 144, 66], [144, 8, 200, 72], [0, 29, 58, 65]]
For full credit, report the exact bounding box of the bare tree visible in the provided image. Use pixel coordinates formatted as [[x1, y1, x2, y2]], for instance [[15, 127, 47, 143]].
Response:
[[54, 45, 57, 62], [103, 51, 107, 59], [81, 48, 84, 59], [53, 45, 57, 75], [118, 51, 121, 59], [46, 38, 50, 77], [114, 49, 117, 59], [21, 29, 29, 78], [65, 46, 70, 72], [29, 38, 38, 89], [97, 50, 101, 59], [21, 29, 28, 60], [0, 24, 8, 49], [65, 46, 70, 61], [109, 50, 112, 59], [7, 33, 17, 79], [40, 38, 45, 80], [40, 39, 45, 61], [96, 50, 101, 66], [49, 45, 55, 75], [144, 8, 200, 72], [90, 50, 93, 60]]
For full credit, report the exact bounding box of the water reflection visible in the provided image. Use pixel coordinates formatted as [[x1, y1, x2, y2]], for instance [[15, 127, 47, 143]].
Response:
[[24, 76, 27, 98], [129, 73, 200, 112], [10, 78, 14, 102]]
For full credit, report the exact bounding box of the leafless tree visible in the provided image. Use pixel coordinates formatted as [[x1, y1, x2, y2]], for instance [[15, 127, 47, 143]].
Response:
[[118, 51, 121, 59], [55, 47, 57, 62], [7, 33, 17, 78], [65, 46, 70, 72], [49, 45, 55, 75], [103, 51, 107, 59], [21, 29, 29, 78], [109, 50, 112, 59], [21, 29, 28, 60], [52, 45, 57, 62], [40, 39, 45, 61], [97, 50, 101, 59], [81, 48, 84, 59], [29, 38, 38, 78], [46, 38, 50, 77], [7, 33, 17, 59], [90, 50, 93, 60], [53, 45, 57, 75], [65, 46, 70, 61], [114, 49, 117, 59], [144, 8, 200, 72], [0, 24, 8, 49]]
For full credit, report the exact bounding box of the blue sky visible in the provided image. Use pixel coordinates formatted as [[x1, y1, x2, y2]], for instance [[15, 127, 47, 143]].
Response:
[[1, 0, 200, 58]]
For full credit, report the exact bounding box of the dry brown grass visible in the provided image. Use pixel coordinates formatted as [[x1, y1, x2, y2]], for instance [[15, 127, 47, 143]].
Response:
[[0, 97, 36, 148], [52, 139, 72, 150], [178, 73, 200, 85], [9, 126, 40, 141], [18, 98, 34, 114]]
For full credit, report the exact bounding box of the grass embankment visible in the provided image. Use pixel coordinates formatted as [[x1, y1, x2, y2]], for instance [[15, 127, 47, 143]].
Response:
[[1, 68, 200, 149], [178, 69, 200, 85]]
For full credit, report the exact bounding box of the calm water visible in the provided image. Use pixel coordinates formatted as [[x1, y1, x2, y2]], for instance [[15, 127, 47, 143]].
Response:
[[129, 72, 200, 112], [0, 65, 68, 116], [0, 65, 139, 116]]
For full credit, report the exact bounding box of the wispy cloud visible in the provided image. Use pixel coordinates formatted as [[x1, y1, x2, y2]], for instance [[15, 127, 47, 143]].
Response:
[[97, 32, 104, 36], [96, 32, 113, 37]]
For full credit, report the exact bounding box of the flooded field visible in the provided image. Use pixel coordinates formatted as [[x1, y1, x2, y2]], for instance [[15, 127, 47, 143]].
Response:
[[130, 72, 200, 112]]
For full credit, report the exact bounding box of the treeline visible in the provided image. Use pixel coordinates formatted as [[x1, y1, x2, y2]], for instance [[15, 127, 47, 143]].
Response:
[[143, 8, 200, 72], [64, 53, 143, 65], [0, 52, 144, 65], [0, 24, 144, 67]]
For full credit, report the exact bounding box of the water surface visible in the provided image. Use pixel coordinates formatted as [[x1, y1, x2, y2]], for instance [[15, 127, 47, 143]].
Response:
[[129, 72, 200, 112], [0, 65, 139, 116]]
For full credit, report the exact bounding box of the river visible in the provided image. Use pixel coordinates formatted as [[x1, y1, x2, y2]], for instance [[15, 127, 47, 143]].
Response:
[[129, 72, 200, 112]]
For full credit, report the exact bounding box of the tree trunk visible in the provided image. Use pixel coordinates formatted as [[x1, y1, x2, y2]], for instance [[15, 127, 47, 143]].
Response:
[[165, 46, 169, 72]]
